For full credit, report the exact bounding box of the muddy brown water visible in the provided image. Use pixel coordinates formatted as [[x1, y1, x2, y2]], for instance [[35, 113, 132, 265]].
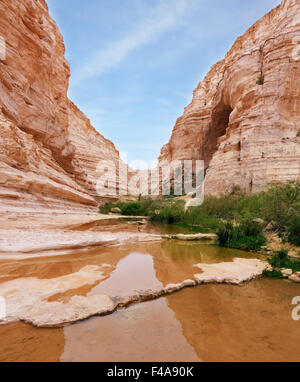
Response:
[[0, 228, 299, 362]]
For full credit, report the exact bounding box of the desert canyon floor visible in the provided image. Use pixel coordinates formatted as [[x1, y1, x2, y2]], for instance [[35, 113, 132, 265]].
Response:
[[0, 211, 299, 361], [0, 0, 299, 363]]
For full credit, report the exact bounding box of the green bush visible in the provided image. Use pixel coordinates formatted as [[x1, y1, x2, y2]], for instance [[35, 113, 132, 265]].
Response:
[[99, 198, 185, 219], [262, 269, 285, 279], [99, 201, 143, 216], [267, 249, 300, 273], [216, 220, 266, 251], [150, 204, 184, 224], [183, 207, 221, 230], [288, 215, 300, 246], [98, 183, 300, 248], [261, 182, 300, 231], [99, 202, 115, 214], [256, 75, 264, 85], [217, 223, 235, 247], [119, 202, 142, 216]]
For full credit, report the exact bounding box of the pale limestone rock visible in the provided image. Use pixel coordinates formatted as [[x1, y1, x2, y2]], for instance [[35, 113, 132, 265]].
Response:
[[281, 268, 293, 276], [0, 229, 161, 256], [193, 258, 268, 285], [265, 263, 273, 271], [0, 265, 109, 324], [164, 233, 217, 241], [159, 0, 300, 195], [110, 207, 122, 214], [0, 257, 268, 327], [289, 274, 300, 283], [21, 294, 116, 327], [179, 279, 197, 287], [164, 283, 182, 293]]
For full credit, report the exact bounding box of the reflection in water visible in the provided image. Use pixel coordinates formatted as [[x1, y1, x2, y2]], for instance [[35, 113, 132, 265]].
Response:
[[0, 238, 298, 362], [62, 278, 300, 362], [88, 253, 163, 298], [166, 279, 300, 362], [62, 298, 200, 362], [162, 240, 255, 264]]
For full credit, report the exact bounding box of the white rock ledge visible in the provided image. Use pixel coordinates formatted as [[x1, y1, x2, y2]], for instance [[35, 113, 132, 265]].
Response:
[[163, 233, 217, 241], [0, 229, 162, 258], [21, 295, 116, 328], [0, 258, 268, 328], [193, 258, 268, 285]]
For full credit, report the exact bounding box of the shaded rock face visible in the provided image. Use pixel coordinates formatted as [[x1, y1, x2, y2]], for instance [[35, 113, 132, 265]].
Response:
[[0, 0, 120, 212], [159, 0, 300, 195]]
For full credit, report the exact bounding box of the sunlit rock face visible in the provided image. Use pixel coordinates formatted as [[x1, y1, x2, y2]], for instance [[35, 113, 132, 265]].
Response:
[[67, 101, 123, 200], [0, 0, 120, 212], [159, 0, 300, 195]]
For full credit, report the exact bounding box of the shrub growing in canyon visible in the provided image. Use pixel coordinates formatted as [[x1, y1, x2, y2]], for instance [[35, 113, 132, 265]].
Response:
[[260, 182, 300, 231], [265, 249, 300, 276], [262, 269, 286, 279], [216, 220, 266, 251], [197, 182, 299, 234], [150, 204, 185, 224], [99, 202, 115, 214], [182, 208, 221, 231], [99, 183, 300, 247], [119, 202, 142, 216], [256, 75, 264, 85], [287, 215, 300, 246]]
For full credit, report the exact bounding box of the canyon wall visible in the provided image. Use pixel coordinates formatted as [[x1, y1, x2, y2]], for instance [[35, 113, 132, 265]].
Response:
[[1, 0, 299, 214], [159, 0, 300, 194], [0, 0, 120, 213]]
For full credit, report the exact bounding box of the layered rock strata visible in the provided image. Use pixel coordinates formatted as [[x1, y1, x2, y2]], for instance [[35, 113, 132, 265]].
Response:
[[0, 0, 121, 213], [159, 0, 300, 194]]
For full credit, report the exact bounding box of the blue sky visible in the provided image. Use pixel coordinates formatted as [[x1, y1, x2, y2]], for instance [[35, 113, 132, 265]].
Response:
[[47, 0, 280, 166]]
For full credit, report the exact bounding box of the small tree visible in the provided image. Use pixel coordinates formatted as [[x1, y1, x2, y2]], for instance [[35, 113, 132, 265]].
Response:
[[256, 75, 264, 85]]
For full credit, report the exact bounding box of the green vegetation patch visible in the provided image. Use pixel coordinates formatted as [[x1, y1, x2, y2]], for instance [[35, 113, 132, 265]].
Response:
[[262, 269, 285, 279], [267, 249, 300, 273], [99, 182, 300, 250], [288, 215, 300, 246], [99, 202, 116, 214], [173, 224, 214, 233], [216, 220, 266, 251]]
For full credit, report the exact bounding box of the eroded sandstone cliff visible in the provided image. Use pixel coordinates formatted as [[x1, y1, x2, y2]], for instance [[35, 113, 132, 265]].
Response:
[[1, 0, 299, 214], [159, 0, 300, 194], [0, 0, 120, 213]]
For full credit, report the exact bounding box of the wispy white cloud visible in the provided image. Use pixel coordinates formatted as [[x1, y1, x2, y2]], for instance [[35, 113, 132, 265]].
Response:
[[72, 0, 196, 85]]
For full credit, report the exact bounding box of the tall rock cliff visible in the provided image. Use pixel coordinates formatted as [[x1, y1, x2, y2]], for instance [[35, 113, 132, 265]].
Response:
[[159, 0, 300, 194], [0, 0, 120, 213]]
